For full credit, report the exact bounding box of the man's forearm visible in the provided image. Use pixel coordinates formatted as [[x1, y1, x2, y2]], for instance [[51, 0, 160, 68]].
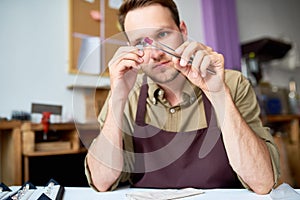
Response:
[[210, 87, 274, 194], [87, 97, 126, 192]]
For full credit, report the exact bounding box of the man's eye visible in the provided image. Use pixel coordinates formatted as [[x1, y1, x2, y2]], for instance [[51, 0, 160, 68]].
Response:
[[157, 32, 168, 39]]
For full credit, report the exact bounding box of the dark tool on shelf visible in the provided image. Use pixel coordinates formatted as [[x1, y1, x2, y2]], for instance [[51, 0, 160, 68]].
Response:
[[31, 103, 62, 140], [241, 37, 292, 85]]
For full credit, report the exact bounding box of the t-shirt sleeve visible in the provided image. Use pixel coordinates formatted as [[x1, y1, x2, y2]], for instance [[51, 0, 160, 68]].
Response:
[[225, 70, 280, 189]]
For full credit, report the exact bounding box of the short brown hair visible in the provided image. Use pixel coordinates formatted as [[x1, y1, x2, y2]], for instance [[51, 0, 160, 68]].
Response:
[[118, 0, 180, 31]]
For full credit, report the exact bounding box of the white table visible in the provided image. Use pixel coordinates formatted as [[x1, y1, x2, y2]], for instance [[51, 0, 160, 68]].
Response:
[[62, 186, 300, 200], [4, 185, 300, 200]]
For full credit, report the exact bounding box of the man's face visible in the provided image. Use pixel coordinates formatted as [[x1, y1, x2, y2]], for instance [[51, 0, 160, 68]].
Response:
[[124, 4, 186, 84]]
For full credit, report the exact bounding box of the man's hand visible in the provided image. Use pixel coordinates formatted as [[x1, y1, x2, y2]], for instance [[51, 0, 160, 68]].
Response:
[[173, 41, 225, 96], [108, 46, 144, 98]]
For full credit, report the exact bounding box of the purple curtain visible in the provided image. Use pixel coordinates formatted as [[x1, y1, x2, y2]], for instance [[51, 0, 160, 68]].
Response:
[[201, 0, 241, 70]]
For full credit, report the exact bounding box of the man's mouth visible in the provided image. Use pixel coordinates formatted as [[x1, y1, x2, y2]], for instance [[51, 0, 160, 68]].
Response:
[[153, 60, 172, 69]]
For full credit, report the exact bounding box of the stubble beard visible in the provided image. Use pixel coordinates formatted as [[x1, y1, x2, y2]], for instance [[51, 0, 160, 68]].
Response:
[[146, 67, 180, 84]]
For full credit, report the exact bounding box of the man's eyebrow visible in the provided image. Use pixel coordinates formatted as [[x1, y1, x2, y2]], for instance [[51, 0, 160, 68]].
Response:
[[156, 27, 166, 32]]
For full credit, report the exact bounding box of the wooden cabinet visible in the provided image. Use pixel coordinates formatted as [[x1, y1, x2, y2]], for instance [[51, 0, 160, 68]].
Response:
[[0, 120, 22, 185], [21, 122, 87, 182], [263, 115, 300, 187], [0, 121, 90, 186]]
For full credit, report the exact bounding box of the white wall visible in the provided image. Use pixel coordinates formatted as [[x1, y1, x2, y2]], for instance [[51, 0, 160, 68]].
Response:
[[0, 0, 72, 120], [0, 0, 105, 121], [174, 0, 204, 42], [236, 0, 300, 89], [237, 0, 300, 46]]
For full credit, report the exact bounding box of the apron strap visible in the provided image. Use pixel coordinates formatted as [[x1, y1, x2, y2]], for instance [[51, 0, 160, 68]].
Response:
[[135, 75, 148, 126]]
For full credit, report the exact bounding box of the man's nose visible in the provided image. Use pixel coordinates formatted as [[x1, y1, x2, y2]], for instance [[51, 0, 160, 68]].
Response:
[[149, 48, 165, 60]]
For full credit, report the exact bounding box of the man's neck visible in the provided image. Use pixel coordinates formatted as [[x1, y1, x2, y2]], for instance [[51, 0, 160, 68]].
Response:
[[158, 74, 187, 106]]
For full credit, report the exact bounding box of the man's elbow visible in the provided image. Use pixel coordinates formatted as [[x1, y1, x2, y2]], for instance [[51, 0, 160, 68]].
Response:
[[251, 178, 274, 195], [93, 180, 113, 192], [92, 171, 121, 192], [87, 153, 123, 192]]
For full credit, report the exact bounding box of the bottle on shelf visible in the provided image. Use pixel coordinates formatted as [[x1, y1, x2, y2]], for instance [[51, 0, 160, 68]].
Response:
[[288, 78, 300, 114]]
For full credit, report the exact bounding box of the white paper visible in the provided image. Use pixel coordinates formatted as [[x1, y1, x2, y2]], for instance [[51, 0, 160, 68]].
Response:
[[270, 183, 300, 200], [126, 188, 204, 200]]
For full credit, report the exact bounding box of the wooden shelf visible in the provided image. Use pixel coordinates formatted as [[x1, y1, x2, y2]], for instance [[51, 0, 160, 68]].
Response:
[[21, 122, 81, 154], [23, 147, 87, 157], [265, 114, 300, 122], [67, 85, 110, 90], [0, 120, 21, 129], [21, 122, 75, 131]]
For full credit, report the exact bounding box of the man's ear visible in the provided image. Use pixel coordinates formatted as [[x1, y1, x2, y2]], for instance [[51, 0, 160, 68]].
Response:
[[179, 21, 188, 36]]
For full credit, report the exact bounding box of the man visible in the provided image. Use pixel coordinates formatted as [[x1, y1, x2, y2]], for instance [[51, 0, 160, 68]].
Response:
[[85, 0, 280, 194]]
